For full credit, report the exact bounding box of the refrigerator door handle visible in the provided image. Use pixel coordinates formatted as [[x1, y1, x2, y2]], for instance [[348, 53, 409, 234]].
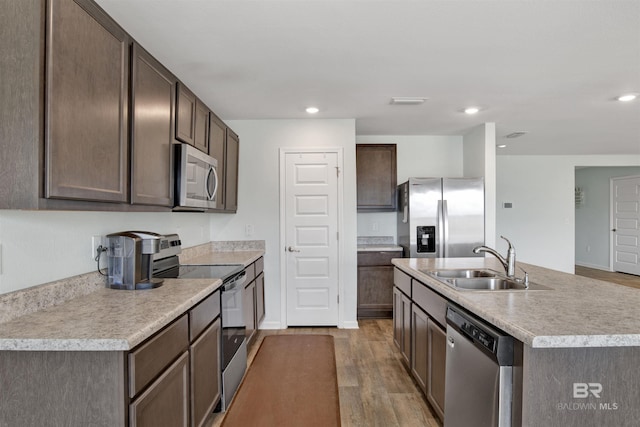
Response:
[[437, 200, 445, 257], [442, 199, 449, 257]]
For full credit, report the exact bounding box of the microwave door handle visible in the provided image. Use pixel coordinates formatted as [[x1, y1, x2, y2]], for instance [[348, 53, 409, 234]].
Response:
[[206, 166, 219, 201]]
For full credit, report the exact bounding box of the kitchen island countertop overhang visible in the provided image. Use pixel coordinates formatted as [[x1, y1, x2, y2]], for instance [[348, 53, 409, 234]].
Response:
[[392, 257, 640, 348]]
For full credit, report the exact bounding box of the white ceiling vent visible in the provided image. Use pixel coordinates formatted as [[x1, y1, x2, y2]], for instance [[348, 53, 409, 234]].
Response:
[[390, 97, 428, 105], [505, 131, 528, 138]]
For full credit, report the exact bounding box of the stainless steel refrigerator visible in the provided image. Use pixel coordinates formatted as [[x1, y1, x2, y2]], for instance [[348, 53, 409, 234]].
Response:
[[397, 178, 485, 258]]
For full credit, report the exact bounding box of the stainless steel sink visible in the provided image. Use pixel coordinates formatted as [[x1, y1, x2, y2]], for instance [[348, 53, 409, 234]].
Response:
[[423, 269, 551, 291], [424, 269, 500, 279]]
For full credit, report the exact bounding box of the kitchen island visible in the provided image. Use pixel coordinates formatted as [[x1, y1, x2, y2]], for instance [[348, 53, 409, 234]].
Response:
[[393, 257, 640, 426]]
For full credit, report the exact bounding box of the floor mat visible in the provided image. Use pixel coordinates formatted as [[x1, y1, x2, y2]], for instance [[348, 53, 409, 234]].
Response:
[[221, 334, 341, 427]]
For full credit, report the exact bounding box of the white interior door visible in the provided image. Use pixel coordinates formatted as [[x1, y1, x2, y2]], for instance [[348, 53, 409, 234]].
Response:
[[611, 175, 640, 275], [284, 152, 339, 326]]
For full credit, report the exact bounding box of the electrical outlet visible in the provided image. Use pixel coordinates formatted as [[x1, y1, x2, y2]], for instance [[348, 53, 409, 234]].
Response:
[[0, 243, 3, 274], [245, 224, 254, 237], [586, 245, 591, 253], [91, 235, 104, 260], [371, 222, 379, 232]]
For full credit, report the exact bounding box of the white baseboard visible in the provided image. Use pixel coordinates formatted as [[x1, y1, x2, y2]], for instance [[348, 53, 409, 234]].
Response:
[[575, 262, 611, 272], [341, 320, 359, 329], [258, 320, 284, 330]]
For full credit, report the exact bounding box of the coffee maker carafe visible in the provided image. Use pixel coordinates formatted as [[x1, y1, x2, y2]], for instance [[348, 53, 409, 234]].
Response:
[[105, 231, 164, 290]]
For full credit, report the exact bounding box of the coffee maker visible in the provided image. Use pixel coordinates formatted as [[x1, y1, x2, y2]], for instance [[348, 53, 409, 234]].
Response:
[[105, 231, 164, 290]]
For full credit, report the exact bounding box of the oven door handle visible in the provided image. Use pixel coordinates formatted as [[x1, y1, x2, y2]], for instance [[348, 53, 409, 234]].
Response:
[[223, 271, 247, 291]]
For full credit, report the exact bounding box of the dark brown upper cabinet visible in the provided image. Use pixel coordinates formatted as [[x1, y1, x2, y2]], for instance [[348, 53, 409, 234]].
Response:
[[45, 0, 130, 203], [175, 82, 196, 146], [208, 112, 227, 210], [224, 128, 240, 212], [130, 43, 176, 207], [356, 144, 397, 211], [194, 99, 210, 153]]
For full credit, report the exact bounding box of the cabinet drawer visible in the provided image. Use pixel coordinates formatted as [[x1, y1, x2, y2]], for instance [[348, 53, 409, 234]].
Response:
[[129, 315, 189, 398], [130, 351, 189, 427], [412, 281, 447, 328], [254, 257, 264, 275], [189, 290, 220, 342], [394, 268, 412, 297], [244, 263, 256, 285], [357, 251, 400, 266]]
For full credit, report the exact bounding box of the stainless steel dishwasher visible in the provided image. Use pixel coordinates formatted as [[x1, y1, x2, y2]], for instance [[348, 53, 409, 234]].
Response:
[[444, 304, 514, 427]]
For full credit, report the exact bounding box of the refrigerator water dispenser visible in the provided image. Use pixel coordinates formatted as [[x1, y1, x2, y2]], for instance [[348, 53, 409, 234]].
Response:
[[417, 226, 436, 253]]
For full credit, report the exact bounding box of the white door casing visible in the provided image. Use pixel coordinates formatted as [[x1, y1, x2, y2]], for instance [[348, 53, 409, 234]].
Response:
[[611, 175, 640, 275], [280, 149, 342, 326]]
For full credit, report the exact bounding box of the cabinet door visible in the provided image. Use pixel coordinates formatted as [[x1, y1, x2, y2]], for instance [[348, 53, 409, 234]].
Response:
[[243, 281, 256, 343], [411, 304, 429, 394], [357, 264, 394, 319], [224, 128, 239, 212], [427, 319, 446, 421], [208, 113, 227, 209], [175, 82, 196, 145], [46, 0, 129, 202], [356, 144, 397, 211], [130, 43, 175, 207], [194, 99, 209, 153], [256, 272, 265, 325], [393, 287, 411, 366], [130, 351, 189, 427], [190, 318, 221, 427]]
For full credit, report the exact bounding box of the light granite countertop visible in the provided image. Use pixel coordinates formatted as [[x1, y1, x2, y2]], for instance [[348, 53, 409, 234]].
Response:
[[0, 278, 221, 351], [0, 241, 266, 352], [393, 257, 640, 349]]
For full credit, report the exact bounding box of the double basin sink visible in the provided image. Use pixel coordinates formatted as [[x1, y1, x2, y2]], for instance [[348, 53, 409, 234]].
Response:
[[422, 268, 551, 291]]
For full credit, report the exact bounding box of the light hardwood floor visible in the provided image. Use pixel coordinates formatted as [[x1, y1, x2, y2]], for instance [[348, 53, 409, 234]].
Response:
[[207, 319, 441, 427], [575, 265, 640, 290]]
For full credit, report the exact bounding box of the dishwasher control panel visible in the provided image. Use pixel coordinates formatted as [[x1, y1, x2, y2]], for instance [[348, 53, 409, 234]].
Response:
[[446, 304, 514, 366], [461, 321, 495, 352]]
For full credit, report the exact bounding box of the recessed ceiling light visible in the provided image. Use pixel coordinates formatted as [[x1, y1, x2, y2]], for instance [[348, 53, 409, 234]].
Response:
[[390, 97, 428, 105], [497, 144, 507, 149], [464, 107, 480, 115], [617, 94, 637, 102], [305, 107, 319, 114]]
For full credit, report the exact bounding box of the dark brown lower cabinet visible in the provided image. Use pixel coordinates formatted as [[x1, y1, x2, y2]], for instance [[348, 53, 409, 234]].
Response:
[[411, 304, 429, 393], [427, 319, 446, 420], [244, 280, 256, 344], [393, 286, 411, 366], [130, 352, 189, 427], [190, 318, 221, 427], [357, 251, 400, 318]]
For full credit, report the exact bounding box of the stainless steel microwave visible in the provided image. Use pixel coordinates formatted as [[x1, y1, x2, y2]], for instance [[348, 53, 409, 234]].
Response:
[[174, 143, 220, 211]]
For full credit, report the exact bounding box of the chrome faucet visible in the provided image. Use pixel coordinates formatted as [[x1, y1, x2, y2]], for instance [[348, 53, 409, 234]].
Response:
[[473, 236, 517, 278]]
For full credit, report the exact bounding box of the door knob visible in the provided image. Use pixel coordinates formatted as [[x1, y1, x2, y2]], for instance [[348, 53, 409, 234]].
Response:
[[287, 246, 300, 252], [612, 228, 617, 232]]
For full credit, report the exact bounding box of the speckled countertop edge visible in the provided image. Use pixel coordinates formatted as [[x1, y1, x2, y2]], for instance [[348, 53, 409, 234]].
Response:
[[392, 258, 640, 349]]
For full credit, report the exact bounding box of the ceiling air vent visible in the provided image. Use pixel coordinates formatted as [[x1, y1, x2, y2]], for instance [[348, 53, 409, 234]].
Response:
[[390, 97, 428, 105], [505, 131, 528, 139]]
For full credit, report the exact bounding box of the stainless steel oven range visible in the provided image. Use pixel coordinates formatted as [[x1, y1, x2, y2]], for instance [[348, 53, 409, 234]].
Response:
[[153, 234, 248, 412]]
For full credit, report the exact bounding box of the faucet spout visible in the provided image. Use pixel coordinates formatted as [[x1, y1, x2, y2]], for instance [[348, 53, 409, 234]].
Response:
[[473, 236, 517, 277]]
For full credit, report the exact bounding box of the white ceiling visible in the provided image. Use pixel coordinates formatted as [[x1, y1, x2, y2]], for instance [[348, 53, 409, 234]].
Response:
[[95, 0, 640, 156]]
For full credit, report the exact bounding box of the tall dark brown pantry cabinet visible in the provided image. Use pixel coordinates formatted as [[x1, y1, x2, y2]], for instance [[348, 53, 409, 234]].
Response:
[[46, 0, 130, 202]]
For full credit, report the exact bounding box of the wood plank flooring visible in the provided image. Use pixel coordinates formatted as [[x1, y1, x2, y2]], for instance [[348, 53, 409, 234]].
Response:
[[575, 265, 640, 290], [207, 319, 441, 427]]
